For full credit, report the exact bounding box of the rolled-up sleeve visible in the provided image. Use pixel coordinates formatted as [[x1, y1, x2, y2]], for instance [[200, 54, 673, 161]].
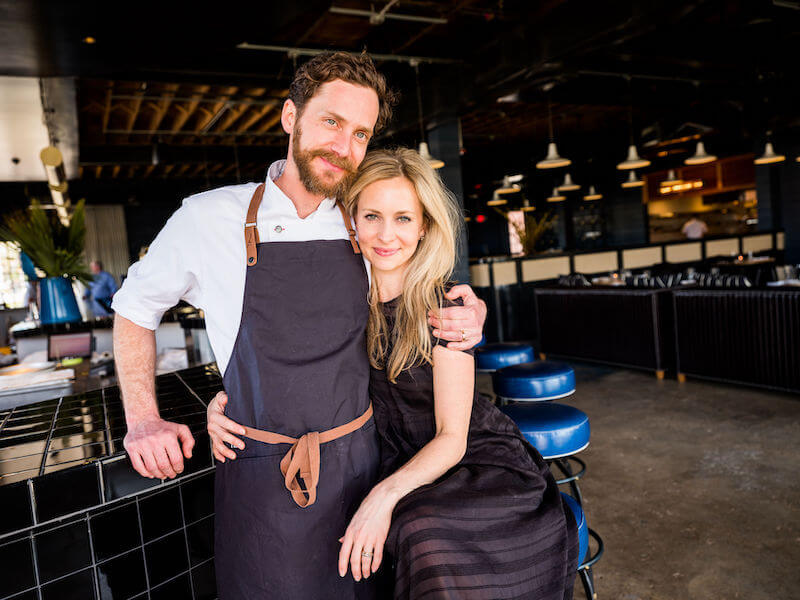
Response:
[[111, 202, 201, 330]]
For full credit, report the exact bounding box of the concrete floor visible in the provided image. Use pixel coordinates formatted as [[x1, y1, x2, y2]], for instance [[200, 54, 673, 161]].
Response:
[[479, 364, 800, 600]]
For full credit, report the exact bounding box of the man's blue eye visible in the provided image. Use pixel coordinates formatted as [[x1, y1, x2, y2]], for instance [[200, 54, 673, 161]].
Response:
[[326, 118, 337, 126]]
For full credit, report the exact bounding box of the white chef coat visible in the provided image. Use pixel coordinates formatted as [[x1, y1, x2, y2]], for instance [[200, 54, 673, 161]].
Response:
[[112, 160, 368, 375]]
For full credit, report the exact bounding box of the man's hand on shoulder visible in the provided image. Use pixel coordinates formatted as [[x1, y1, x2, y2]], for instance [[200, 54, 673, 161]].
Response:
[[123, 417, 195, 479], [428, 284, 487, 351]]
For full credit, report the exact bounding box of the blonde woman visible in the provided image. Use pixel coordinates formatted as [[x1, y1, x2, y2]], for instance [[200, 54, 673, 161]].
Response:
[[335, 148, 578, 599]]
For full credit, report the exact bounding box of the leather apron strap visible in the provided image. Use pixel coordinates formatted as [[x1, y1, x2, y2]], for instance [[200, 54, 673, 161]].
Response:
[[336, 202, 361, 254], [245, 183, 265, 266], [242, 404, 373, 508], [244, 183, 360, 266]]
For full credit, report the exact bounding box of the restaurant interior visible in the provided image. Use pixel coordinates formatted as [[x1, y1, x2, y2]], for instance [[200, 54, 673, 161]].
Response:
[[0, 1, 798, 599]]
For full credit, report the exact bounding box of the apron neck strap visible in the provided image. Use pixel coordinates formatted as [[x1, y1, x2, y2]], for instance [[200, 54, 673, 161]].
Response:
[[336, 202, 361, 255], [244, 182, 361, 266], [245, 183, 265, 266]]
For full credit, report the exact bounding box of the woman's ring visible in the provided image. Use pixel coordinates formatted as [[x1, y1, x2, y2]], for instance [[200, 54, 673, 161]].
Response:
[[460, 329, 466, 342], [361, 550, 373, 558]]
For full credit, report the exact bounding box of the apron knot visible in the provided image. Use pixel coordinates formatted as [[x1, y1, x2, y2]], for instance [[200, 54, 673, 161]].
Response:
[[280, 431, 321, 508], [242, 404, 373, 509]]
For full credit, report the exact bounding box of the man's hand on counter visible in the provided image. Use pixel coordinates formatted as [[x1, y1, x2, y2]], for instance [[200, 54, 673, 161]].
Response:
[[123, 418, 195, 479]]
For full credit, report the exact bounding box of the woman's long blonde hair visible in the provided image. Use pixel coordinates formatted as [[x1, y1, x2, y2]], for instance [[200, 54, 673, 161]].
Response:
[[343, 147, 461, 382]]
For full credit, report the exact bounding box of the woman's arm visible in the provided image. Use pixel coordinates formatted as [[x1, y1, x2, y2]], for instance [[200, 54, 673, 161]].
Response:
[[338, 345, 475, 581]]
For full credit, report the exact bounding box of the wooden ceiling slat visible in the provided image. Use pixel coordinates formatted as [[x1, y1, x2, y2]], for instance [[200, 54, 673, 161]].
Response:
[[171, 85, 211, 134], [143, 164, 156, 178], [125, 89, 144, 133], [161, 164, 176, 178], [127, 165, 137, 178], [101, 84, 113, 142], [94, 165, 102, 178], [219, 163, 238, 177], [187, 163, 207, 178], [111, 165, 121, 178], [173, 163, 192, 178], [255, 111, 283, 133], [148, 83, 181, 141], [210, 88, 267, 134], [193, 86, 239, 134], [237, 98, 281, 133]]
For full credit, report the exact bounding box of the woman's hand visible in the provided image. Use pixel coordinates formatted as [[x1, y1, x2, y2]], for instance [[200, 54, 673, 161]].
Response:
[[338, 485, 398, 581], [207, 391, 246, 463]]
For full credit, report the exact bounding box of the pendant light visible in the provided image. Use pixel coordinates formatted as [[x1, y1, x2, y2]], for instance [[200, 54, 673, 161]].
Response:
[[617, 144, 650, 170], [621, 170, 644, 188], [520, 198, 536, 212], [660, 169, 681, 186], [487, 191, 507, 206], [412, 62, 444, 169], [418, 142, 444, 169], [754, 141, 785, 165], [684, 141, 717, 165], [536, 100, 571, 169], [547, 187, 566, 202], [617, 78, 651, 170], [557, 173, 580, 191], [495, 174, 523, 195], [584, 185, 602, 201]]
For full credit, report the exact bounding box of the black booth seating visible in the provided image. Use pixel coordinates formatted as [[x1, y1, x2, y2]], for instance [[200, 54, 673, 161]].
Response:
[[534, 287, 676, 377], [673, 289, 800, 393]]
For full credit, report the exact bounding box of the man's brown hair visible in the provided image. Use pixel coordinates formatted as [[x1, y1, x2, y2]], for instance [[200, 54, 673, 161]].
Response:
[[288, 51, 397, 134]]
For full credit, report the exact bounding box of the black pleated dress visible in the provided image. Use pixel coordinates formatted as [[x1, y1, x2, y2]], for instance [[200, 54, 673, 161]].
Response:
[[370, 296, 579, 600]]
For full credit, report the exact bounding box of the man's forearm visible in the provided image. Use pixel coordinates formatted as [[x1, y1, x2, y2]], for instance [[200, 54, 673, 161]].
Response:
[[113, 315, 159, 425]]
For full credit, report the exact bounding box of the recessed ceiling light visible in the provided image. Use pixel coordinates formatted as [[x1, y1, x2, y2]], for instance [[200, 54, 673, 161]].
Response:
[[83, 36, 96, 44]]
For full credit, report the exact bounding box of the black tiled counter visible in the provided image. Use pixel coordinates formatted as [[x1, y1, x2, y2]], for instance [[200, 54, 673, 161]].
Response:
[[0, 364, 224, 600]]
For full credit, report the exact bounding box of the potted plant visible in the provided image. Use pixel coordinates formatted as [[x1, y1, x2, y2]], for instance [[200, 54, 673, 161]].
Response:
[[1, 200, 91, 324], [494, 206, 558, 256]]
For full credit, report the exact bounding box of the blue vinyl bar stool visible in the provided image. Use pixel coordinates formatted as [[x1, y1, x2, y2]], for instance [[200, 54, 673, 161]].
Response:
[[502, 402, 590, 505], [475, 342, 535, 372], [491, 361, 576, 403], [562, 493, 604, 600]]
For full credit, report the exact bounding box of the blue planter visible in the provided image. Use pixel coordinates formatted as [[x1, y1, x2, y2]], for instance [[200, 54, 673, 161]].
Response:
[[40, 277, 82, 325]]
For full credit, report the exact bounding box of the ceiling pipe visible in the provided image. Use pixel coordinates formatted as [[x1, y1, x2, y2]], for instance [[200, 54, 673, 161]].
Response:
[[329, 4, 447, 25], [236, 43, 460, 65]]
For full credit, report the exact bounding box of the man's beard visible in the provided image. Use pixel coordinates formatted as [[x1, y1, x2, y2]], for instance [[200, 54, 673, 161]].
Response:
[[292, 125, 357, 199]]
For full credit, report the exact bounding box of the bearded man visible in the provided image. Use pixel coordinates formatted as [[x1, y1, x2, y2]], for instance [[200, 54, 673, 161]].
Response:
[[111, 52, 486, 599]]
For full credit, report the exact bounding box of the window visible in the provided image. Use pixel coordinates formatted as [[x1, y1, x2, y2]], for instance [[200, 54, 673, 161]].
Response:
[[0, 242, 29, 309]]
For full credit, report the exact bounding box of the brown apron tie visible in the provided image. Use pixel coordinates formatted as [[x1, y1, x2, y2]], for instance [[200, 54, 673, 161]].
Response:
[[242, 404, 373, 508], [244, 183, 360, 266]]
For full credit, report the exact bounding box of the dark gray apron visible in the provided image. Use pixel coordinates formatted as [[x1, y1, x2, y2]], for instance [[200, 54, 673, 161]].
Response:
[[215, 183, 379, 599]]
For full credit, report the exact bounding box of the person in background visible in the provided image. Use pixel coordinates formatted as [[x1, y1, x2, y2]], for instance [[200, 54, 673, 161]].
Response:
[[681, 216, 709, 239], [86, 260, 117, 317]]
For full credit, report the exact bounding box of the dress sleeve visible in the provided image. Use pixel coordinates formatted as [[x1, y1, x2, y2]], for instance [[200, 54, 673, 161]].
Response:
[[432, 294, 475, 356], [111, 202, 201, 330]]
